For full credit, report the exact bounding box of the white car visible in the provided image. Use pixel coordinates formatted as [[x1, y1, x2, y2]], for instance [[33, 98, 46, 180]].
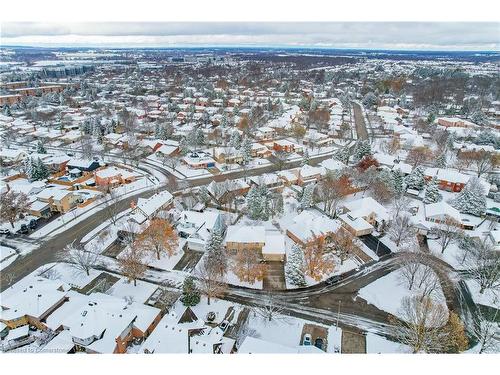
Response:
[[303, 334, 312, 346]]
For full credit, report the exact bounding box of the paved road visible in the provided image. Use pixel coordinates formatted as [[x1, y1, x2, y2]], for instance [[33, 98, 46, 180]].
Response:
[[352, 102, 369, 141]]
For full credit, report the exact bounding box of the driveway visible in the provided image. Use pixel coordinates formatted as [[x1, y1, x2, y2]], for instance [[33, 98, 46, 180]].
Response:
[[173, 248, 204, 272], [341, 329, 367, 353], [262, 261, 286, 291]]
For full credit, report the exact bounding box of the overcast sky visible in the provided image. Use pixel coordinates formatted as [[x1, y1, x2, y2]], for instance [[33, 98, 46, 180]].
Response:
[[1, 22, 499, 50]]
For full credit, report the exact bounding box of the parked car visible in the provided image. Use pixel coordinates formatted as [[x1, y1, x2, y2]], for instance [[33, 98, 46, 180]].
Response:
[[325, 275, 342, 285], [206, 312, 216, 322], [219, 320, 229, 332], [303, 334, 312, 346], [0, 228, 11, 236], [314, 338, 324, 350], [28, 219, 38, 230], [17, 224, 29, 234]]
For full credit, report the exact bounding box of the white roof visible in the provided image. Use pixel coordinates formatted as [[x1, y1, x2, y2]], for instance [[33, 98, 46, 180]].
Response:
[[286, 210, 341, 243], [5, 325, 29, 342], [344, 197, 389, 221], [339, 213, 374, 232], [225, 225, 265, 243], [134, 190, 173, 219], [425, 168, 470, 184], [262, 232, 286, 255], [319, 158, 347, 172], [425, 202, 462, 222]]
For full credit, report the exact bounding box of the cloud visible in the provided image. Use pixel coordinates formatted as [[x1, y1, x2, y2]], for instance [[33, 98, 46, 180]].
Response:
[[1, 22, 499, 50]]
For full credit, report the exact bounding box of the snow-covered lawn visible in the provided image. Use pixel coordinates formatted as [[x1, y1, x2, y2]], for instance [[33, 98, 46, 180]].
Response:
[[358, 268, 447, 320], [39, 262, 102, 289], [107, 276, 159, 304], [146, 241, 186, 272], [0, 245, 18, 270], [464, 279, 499, 309], [427, 240, 465, 270], [366, 332, 411, 353]]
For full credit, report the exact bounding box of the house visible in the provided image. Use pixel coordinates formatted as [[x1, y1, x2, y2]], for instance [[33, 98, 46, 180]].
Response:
[[94, 166, 137, 188], [28, 200, 52, 219], [225, 225, 266, 255], [182, 152, 216, 169], [437, 117, 477, 129], [0, 148, 28, 164], [66, 158, 101, 173], [176, 210, 224, 251], [207, 179, 250, 203], [36, 188, 78, 213], [273, 139, 303, 153], [211, 147, 243, 164], [45, 291, 162, 354], [255, 126, 276, 141], [296, 165, 324, 186], [129, 190, 174, 224], [286, 210, 341, 246], [0, 274, 69, 330], [251, 143, 271, 158], [224, 225, 286, 261], [424, 168, 470, 192], [249, 173, 283, 190], [340, 197, 390, 233], [319, 158, 347, 173], [424, 202, 462, 225], [338, 212, 374, 236]]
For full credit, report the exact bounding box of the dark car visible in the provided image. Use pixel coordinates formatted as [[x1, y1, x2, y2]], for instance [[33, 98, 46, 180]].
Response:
[[28, 219, 38, 230], [325, 275, 342, 285], [17, 224, 29, 234], [0, 228, 11, 236], [314, 338, 324, 350]]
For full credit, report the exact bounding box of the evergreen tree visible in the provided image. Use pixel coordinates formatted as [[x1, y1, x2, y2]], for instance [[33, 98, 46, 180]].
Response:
[[424, 176, 442, 204], [32, 158, 50, 181], [405, 166, 425, 191], [301, 149, 310, 166], [300, 184, 315, 210], [391, 169, 405, 196], [450, 178, 487, 216], [285, 245, 306, 287], [334, 146, 350, 165], [353, 140, 372, 162], [36, 141, 47, 154], [23, 157, 34, 180], [180, 276, 200, 306], [229, 131, 241, 150], [241, 137, 253, 165], [205, 227, 227, 276], [274, 193, 284, 217], [435, 153, 447, 168]]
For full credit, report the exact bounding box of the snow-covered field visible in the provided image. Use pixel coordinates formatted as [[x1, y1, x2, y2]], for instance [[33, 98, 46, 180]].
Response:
[[358, 268, 447, 319]]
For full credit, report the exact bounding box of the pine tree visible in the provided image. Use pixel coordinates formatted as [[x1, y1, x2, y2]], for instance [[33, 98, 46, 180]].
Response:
[[23, 157, 34, 180], [435, 153, 447, 168], [353, 140, 372, 162], [205, 227, 227, 276], [285, 245, 306, 287], [32, 158, 50, 181], [36, 141, 47, 154], [241, 137, 253, 165], [180, 276, 200, 306], [229, 131, 241, 150], [247, 187, 262, 220], [334, 146, 350, 164], [424, 176, 442, 204], [405, 166, 425, 191], [451, 178, 487, 216], [300, 184, 315, 210], [391, 169, 405, 196], [301, 149, 310, 166]]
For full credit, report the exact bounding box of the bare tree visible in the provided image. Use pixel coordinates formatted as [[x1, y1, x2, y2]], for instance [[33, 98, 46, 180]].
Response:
[[0, 190, 30, 228], [398, 252, 424, 291], [195, 257, 228, 305], [59, 241, 101, 276], [390, 296, 449, 353], [463, 241, 500, 294], [100, 188, 121, 225], [469, 301, 500, 353], [428, 218, 462, 253], [388, 214, 416, 249], [251, 293, 288, 323], [118, 242, 148, 286], [392, 196, 412, 219]]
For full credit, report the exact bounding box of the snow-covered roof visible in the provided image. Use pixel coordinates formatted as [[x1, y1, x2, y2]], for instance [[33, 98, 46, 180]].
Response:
[[343, 197, 389, 221], [424, 202, 462, 222], [225, 225, 265, 244], [286, 210, 341, 243], [262, 232, 286, 255], [319, 158, 347, 172]]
